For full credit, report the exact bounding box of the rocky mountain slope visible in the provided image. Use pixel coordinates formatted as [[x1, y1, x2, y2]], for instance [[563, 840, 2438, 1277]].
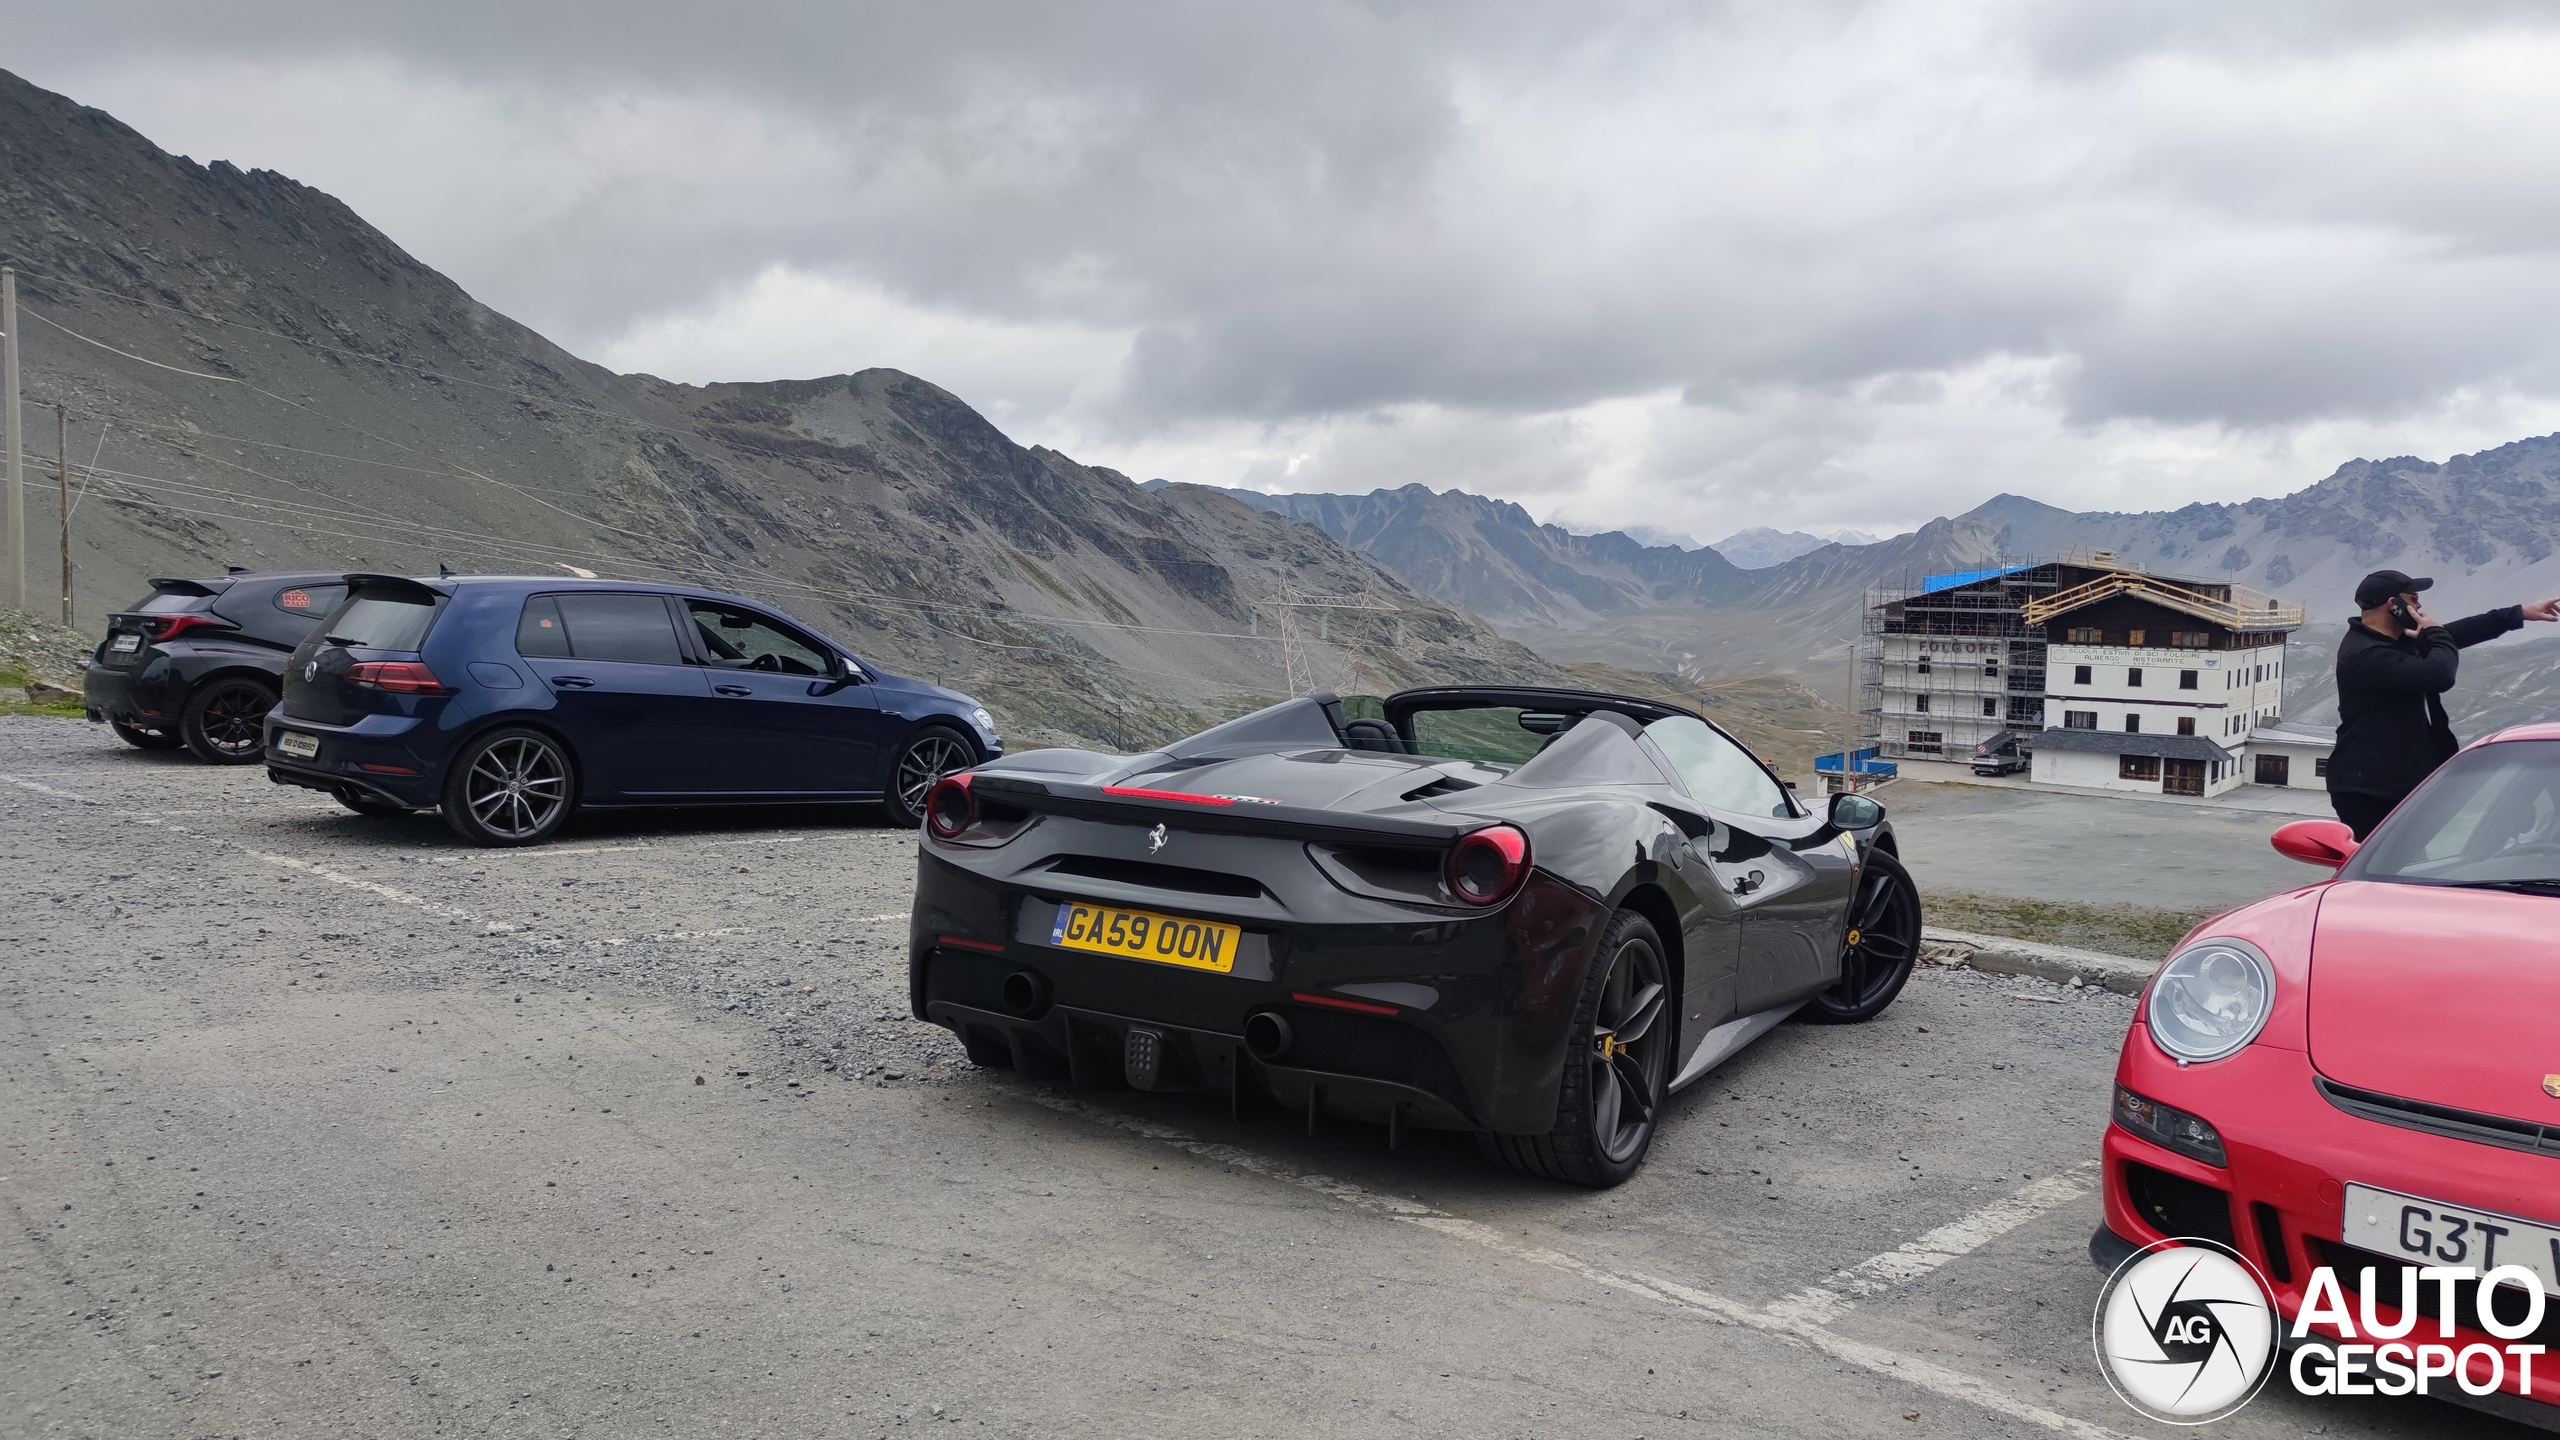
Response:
[[0, 69, 1568, 750]]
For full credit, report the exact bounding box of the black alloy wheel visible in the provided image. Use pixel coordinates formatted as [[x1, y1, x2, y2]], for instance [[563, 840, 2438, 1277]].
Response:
[[111, 720, 183, 751], [441, 728, 576, 847], [1797, 847, 1923, 1024], [332, 786, 410, 818], [180, 678, 278, 764], [883, 725, 976, 829], [1478, 908, 1671, 1187]]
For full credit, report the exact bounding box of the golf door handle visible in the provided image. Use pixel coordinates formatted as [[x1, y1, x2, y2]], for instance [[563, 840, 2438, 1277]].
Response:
[[551, 675, 595, 689], [714, 684, 753, 697]]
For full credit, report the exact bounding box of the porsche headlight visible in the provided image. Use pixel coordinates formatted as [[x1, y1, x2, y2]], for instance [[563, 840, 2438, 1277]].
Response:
[[971, 707, 997, 733], [2146, 938, 2273, 1063]]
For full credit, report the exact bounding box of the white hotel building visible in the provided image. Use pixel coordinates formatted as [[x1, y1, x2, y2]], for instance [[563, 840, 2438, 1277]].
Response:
[[1861, 556, 2314, 798]]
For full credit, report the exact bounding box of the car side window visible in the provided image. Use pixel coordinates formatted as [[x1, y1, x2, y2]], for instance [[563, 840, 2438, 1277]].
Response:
[[684, 603, 831, 676], [517, 596, 571, 657], [552, 593, 684, 665], [1644, 715, 1793, 818]]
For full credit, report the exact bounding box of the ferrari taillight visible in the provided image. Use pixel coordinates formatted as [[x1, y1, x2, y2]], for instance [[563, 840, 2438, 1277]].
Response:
[[1446, 824, 1531, 906], [925, 773, 976, 839], [344, 661, 453, 695]]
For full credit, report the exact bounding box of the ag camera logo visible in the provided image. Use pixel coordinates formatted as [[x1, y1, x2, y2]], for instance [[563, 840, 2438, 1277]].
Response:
[[2095, 1241, 2278, 1423]]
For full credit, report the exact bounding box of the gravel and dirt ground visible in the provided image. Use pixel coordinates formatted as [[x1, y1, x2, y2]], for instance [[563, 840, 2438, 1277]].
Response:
[[0, 717, 2529, 1438], [1880, 781, 2329, 959]]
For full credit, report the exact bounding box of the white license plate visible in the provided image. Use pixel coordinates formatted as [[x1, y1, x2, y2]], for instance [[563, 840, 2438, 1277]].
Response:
[[276, 731, 320, 760], [2344, 1184, 2560, 1296], [109, 633, 141, 653]]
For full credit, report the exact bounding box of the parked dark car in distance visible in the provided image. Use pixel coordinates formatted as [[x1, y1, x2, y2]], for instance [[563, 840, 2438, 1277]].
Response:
[[85, 571, 351, 763], [262, 574, 1001, 845]]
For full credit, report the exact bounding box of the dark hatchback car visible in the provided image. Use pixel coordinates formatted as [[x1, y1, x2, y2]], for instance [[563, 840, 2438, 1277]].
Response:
[[262, 574, 1002, 846], [85, 571, 351, 762]]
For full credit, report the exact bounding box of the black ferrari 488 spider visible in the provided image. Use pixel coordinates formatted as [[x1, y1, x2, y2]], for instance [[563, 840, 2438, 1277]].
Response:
[[908, 686, 1920, 1186]]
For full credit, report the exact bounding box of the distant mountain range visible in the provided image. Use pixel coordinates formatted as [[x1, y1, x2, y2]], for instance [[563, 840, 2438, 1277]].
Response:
[[0, 68, 1564, 750], [1208, 449, 2560, 728], [1708, 526, 1886, 569]]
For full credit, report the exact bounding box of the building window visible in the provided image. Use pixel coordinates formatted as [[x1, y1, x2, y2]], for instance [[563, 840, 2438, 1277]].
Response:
[[2314, 756, 2329, 778], [1984, 659, 1998, 677], [2177, 716, 2195, 736], [2254, 664, 2265, 683], [1914, 693, 1930, 713], [2073, 665, 2092, 685], [2125, 714, 2141, 733], [2066, 627, 2101, 643], [1906, 730, 1942, 751], [2171, 631, 2209, 648], [2119, 754, 2161, 781], [1916, 657, 1931, 674], [2064, 710, 2098, 730], [2128, 629, 2147, 646], [2179, 670, 2198, 690], [2127, 667, 2143, 687], [1982, 697, 1998, 717]]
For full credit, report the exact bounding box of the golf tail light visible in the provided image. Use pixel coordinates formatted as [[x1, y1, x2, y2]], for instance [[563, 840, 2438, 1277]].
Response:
[[344, 661, 453, 695], [2146, 937, 2274, 1063], [925, 773, 976, 839], [1446, 824, 1531, 906], [2115, 1084, 2228, 1167]]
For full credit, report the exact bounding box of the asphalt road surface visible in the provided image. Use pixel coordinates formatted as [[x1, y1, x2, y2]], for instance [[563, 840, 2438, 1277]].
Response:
[[0, 718, 2532, 1439]]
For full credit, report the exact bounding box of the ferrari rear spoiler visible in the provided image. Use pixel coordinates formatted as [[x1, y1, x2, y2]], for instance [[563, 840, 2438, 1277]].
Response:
[[972, 774, 1469, 848]]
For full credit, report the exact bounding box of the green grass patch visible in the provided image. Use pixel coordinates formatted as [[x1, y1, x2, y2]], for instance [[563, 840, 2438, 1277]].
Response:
[[0, 665, 86, 719], [1923, 889, 2219, 962]]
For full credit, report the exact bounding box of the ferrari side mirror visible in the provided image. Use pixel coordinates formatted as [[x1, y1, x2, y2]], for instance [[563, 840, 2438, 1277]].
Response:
[[2271, 819, 2358, 869], [1828, 792, 1885, 830]]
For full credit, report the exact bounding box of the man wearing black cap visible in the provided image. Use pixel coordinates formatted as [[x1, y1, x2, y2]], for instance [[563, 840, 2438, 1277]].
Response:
[[2326, 568, 2560, 838]]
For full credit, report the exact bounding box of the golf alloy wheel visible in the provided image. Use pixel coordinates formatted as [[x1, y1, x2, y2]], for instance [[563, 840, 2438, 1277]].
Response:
[[181, 678, 277, 764], [1799, 847, 1922, 1024], [441, 729, 575, 847], [885, 726, 976, 828]]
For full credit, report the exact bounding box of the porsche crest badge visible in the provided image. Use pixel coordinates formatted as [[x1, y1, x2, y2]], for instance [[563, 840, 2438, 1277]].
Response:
[[2544, 1074, 2560, 1100]]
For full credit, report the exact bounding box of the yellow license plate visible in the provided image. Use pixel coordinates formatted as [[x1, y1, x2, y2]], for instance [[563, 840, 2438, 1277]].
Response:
[[1047, 901, 1240, 973]]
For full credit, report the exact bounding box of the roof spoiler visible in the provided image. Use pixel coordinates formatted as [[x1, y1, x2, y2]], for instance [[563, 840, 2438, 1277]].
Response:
[[146, 577, 226, 597], [972, 774, 1469, 849], [342, 572, 452, 601]]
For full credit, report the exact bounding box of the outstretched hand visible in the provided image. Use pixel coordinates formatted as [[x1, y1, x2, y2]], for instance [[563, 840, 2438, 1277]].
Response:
[[2526, 599, 2560, 623]]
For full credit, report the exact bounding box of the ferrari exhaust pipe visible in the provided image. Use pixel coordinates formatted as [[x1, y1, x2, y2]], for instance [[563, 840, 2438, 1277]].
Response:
[[1243, 1010, 1293, 1062], [999, 969, 1050, 1018]]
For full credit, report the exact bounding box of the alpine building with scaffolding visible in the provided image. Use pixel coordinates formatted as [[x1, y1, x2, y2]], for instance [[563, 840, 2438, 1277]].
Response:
[[1850, 551, 2317, 799]]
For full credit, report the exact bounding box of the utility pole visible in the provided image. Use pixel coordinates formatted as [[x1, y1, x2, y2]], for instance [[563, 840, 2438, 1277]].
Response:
[[57, 403, 72, 625], [3, 267, 22, 614]]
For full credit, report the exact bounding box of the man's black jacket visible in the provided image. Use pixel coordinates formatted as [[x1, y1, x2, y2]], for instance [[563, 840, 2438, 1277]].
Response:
[[2327, 606, 2522, 800]]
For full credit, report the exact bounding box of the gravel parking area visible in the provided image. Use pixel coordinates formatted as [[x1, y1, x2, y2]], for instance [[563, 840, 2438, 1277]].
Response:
[[0, 718, 2525, 1438]]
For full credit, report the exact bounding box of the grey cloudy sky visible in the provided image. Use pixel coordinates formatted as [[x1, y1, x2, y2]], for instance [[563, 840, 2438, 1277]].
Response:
[[16, 1, 2560, 538]]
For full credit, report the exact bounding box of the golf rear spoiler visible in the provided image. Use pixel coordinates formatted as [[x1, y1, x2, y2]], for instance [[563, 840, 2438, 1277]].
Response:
[[145, 577, 226, 597], [971, 774, 1470, 848]]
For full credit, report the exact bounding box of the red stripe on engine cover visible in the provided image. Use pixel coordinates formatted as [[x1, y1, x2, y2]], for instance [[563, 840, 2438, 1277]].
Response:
[[1290, 991, 1400, 1017], [1100, 786, 1238, 806]]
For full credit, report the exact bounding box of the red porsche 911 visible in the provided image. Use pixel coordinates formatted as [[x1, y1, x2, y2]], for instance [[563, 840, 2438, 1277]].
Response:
[[2093, 725, 2560, 1429]]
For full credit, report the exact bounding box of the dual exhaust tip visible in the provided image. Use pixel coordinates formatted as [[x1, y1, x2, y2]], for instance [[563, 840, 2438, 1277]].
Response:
[[999, 967, 1296, 1063]]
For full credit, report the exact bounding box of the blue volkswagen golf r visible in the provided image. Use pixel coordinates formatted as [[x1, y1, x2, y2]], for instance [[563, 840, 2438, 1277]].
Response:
[[262, 574, 1002, 846]]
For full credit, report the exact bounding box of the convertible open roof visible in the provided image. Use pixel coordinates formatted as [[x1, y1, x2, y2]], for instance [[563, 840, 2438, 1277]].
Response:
[[1381, 686, 1702, 728]]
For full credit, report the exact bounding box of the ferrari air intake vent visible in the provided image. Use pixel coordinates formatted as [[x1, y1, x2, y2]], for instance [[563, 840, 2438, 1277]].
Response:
[[1039, 855, 1266, 898]]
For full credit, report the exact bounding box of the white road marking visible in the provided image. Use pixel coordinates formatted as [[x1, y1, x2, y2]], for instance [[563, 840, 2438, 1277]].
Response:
[[1766, 1164, 2098, 1326], [1022, 1091, 2132, 1440], [250, 851, 477, 920], [1, 774, 101, 804]]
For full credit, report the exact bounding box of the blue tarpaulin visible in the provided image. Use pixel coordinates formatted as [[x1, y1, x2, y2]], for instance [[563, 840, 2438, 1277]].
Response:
[[1918, 563, 2030, 594], [1815, 747, 1895, 775]]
